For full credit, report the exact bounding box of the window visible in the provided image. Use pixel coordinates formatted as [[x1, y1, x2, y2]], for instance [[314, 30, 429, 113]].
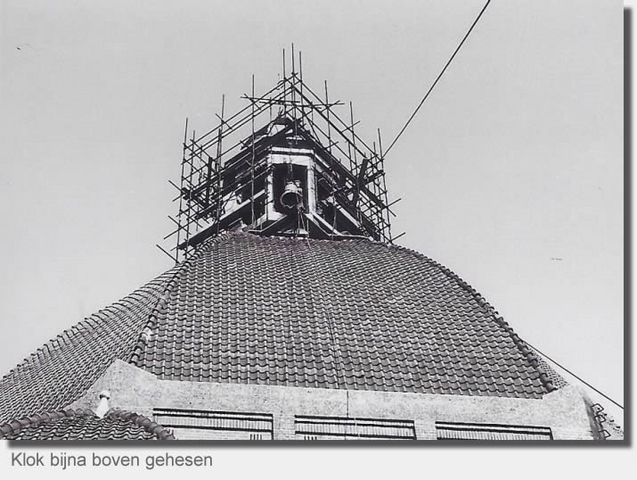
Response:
[[435, 421, 552, 441], [153, 408, 273, 440], [295, 415, 416, 440]]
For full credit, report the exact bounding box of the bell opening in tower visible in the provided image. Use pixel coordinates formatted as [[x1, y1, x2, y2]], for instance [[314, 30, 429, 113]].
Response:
[[272, 163, 308, 214]]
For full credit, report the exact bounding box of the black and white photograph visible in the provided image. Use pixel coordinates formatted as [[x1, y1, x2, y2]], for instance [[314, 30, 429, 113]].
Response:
[[0, 0, 628, 475]]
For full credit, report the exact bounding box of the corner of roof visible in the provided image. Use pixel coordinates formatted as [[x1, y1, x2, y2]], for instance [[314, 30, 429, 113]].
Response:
[[386, 241, 562, 395], [0, 408, 96, 440], [128, 231, 235, 367], [0, 267, 184, 426], [104, 408, 175, 440], [128, 272, 184, 366], [0, 408, 175, 440]]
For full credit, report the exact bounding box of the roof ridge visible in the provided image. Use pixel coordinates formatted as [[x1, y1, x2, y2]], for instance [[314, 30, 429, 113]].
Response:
[[104, 408, 175, 440], [129, 232, 234, 367], [0, 269, 178, 425], [0, 271, 173, 384], [128, 267, 186, 366], [0, 408, 175, 440], [385, 242, 559, 395], [0, 408, 95, 439]]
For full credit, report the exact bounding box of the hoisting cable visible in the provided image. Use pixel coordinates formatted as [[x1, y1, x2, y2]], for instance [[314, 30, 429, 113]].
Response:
[[527, 342, 624, 410], [384, 0, 493, 156]]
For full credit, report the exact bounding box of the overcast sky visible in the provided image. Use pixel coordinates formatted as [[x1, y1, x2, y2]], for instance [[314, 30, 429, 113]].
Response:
[[0, 0, 623, 432]]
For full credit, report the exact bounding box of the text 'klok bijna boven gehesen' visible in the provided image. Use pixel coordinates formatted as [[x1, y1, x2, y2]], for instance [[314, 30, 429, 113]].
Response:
[[10, 451, 213, 470]]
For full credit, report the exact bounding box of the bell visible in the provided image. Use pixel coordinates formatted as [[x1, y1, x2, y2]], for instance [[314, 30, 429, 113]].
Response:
[[280, 180, 303, 209]]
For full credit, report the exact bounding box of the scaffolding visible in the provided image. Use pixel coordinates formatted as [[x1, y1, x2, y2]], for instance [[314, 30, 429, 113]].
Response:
[[159, 49, 400, 264]]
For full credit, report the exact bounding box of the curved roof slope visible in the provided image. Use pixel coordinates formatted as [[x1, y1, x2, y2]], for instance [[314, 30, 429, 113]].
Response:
[[0, 232, 562, 425], [131, 232, 558, 398], [0, 409, 174, 440], [0, 269, 177, 425]]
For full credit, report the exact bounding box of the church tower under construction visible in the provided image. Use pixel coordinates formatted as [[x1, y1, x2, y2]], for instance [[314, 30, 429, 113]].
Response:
[[0, 54, 622, 441]]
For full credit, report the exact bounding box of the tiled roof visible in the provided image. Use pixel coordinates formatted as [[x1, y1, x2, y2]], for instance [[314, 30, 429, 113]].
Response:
[[0, 232, 563, 425], [0, 409, 174, 440], [0, 269, 178, 425], [132, 232, 559, 398]]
